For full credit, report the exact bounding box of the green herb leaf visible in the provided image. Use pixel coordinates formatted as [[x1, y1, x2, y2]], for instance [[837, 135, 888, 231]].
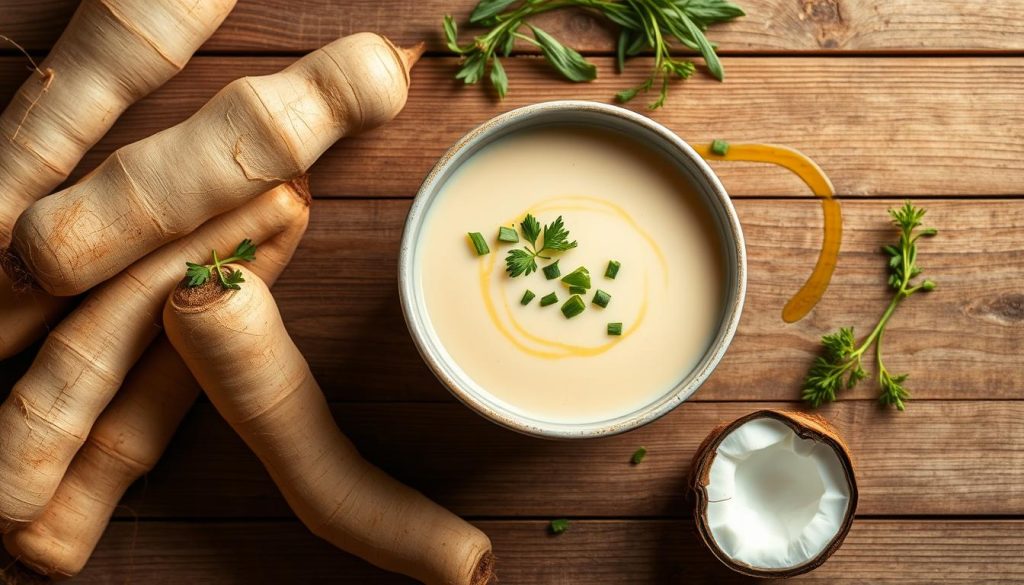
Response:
[[549, 519, 570, 534], [801, 202, 936, 411], [233, 239, 257, 262], [221, 269, 246, 290], [490, 56, 509, 99], [505, 248, 537, 277], [529, 25, 597, 83], [521, 214, 541, 246], [185, 262, 211, 287], [631, 446, 647, 464], [469, 0, 519, 24], [440, 0, 742, 108], [542, 216, 577, 252], [442, 15, 464, 54], [560, 266, 591, 289]]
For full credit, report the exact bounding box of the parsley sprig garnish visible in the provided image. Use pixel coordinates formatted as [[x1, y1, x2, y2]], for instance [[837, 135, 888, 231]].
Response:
[[185, 239, 257, 290], [443, 0, 744, 109], [505, 214, 577, 277], [802, 202, 937, 411]]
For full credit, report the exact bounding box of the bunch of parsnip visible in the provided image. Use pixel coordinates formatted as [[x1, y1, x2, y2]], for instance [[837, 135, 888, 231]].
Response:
[[0, 2, 493, 583]]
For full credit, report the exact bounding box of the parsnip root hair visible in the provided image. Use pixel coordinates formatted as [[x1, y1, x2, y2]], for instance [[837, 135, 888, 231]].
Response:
[[7, 33, 422, 297], [0, 181, 310, 533], [0, 0, 236, 358], [163, 266, 494, 585], [3, 208, 309, 578]]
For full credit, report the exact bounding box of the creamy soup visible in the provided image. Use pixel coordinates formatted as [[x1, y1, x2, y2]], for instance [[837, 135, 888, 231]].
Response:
[[416, 125, 724, 424]]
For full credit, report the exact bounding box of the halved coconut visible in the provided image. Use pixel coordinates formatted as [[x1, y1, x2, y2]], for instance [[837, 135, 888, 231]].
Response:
[[689, 410, 857, 578]]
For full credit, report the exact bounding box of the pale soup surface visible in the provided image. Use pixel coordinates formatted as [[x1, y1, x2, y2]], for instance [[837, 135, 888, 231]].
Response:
[[417, 125, 724, 424]]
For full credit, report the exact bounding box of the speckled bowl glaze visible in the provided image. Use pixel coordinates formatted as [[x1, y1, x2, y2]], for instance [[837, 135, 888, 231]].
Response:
[[399, 101, 746, 439]]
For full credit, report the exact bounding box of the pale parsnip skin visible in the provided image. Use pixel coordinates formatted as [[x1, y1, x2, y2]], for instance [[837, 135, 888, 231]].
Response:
[[163, 267, 493, 585], [0, 183, 309, 532], [0, 0, 236, 359], [9, 33, 418, 297], [3, 210, 308, 578]]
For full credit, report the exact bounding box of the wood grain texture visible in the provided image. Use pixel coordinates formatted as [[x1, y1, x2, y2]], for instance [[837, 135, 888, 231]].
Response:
[[91, 401, 1024, 519], [235, 198, 1024, 403], [2, 519, 1020, 584], [1, 56, 1021, 198], [3, 0, 1024, 53]]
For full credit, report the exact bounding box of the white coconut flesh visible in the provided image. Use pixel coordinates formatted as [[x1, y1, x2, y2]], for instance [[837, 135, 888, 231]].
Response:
[[705, 417, 851, 570]]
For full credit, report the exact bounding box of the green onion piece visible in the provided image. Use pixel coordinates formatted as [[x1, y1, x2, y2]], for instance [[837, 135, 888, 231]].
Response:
[[593, 289, 611, 308], [498, 226, 519, 243], [467, 232, 489, 256], [561, 295, 586, 319], [569, 285, 587, 295], [549, 519, 570, 534], [605, 260, 621, 279], [711, 139, 730, 156], [631, 446, 647, 464], [542, 261, 561, 280], [540, 292, 559, 307], [521, 290, 536, 305], [608, 322, 623, 336], [561, 266, 591, 289]]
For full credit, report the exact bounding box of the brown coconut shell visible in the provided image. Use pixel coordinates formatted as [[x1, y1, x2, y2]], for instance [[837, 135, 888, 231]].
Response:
[[688, 409, 858, 579]]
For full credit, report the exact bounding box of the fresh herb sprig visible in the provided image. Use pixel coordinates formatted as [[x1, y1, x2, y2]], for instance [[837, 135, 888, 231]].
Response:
[[443, 0, 744, 109], [801, 202, 937, 411], [185, 239, 257, 290], [505, 214, 578, 277]]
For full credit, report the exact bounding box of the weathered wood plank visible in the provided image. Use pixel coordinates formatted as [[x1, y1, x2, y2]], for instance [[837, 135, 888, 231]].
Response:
[[3, 0, 1024, 53], [3, 519, 1020, 584], [259, 198, 1024, 402], [1, 56, 1021, 198], [101, 401, 1024, 518]]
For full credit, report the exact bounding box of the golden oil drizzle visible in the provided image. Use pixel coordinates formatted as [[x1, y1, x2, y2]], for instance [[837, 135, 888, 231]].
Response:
[[477, 195, 661, 359], [695, 143, 840, 323]]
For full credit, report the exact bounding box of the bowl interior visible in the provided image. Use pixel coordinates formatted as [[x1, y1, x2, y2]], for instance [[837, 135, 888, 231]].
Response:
[[399, 101, 746, 438]]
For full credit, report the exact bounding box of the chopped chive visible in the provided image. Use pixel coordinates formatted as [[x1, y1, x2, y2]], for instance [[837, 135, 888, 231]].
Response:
[[569, 285, 587, 295], [549, 519, 570, 534], [540, 292, 559, 307], [498, 226, 519, 243], [468, 232, 489, 256], [561, 266, 591, 289], [593, 289, 611, 308], [521, 290, 536, 305], [631, 446, 647, 464], [542, 261, 561, 280], [605, 260, 621, 279], [607, 322, 623, 336], [561, 295, 586, 319], [711, 139, 730, 156]]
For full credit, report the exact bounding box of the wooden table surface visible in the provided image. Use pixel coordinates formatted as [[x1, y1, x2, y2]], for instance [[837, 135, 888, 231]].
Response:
[[2, 1, 1023, 583]]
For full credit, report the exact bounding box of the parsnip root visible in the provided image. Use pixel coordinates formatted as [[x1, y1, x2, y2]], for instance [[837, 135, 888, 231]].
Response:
[[3, 208, 308, 578], [0, 0, 237, 357], [0, 181, 309, 532], [7, 33, 422, 296], [163, 266, 494, 585]]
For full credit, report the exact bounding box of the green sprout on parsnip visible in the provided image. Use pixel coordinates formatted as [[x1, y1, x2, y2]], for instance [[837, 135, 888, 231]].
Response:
[[801, 202, 937, 411], [185, 239, 257, 290]]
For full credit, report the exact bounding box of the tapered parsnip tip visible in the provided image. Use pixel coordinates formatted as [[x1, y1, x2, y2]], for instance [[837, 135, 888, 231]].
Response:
[[400, 42, 426, 70], [472, 551, 497, 585]]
